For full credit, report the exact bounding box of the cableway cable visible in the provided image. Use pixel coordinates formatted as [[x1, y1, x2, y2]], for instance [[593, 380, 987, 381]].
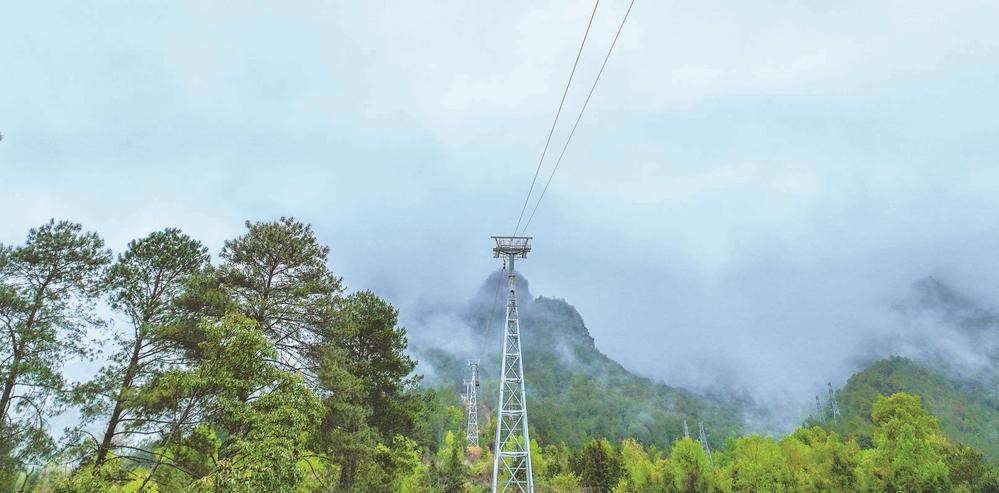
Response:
[[520, 0, 636, 235], [512, 0, 601, 237]]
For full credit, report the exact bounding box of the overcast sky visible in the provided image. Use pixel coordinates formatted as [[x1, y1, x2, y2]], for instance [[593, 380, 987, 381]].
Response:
[[3, 1, 999, 419]]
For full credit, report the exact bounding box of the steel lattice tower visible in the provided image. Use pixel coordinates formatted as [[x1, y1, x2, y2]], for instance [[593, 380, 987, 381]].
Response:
[[490, 236, 534, 493], [683, 420, 690, 439], [466, 360, 481, 448], [828, 382, 841, 422], [698, 422, 713, 465]]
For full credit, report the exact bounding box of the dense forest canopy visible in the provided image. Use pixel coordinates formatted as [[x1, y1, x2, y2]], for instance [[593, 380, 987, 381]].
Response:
[[2, 218, 998, 492]]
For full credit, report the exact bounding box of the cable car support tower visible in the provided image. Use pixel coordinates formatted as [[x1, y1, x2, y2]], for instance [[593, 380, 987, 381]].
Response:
[[466, 360, 481, 449], [490, 236, 535, 493]]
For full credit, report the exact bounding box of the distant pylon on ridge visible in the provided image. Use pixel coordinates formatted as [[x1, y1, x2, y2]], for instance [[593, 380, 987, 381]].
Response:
[[828, 382, 841, 422], [683, 420, 690, 439], [815, 395, 823, 422]]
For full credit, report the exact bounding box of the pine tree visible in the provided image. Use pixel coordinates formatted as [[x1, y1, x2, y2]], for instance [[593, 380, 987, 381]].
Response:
[[0, 220, 110, 485], [73, 228, 209, 470]]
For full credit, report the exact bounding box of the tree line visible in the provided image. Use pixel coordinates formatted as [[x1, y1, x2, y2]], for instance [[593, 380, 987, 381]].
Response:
[[1, 218, 440, 492], [452, 393, 998, 492]]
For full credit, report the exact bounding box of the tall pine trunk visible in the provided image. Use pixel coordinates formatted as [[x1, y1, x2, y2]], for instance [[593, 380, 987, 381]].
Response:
[[94, 330, 144, 468], [0, 349, 20, 426], [0, 286, 44, 426]]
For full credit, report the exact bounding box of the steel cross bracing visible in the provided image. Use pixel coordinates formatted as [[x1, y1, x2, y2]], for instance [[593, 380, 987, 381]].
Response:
[[466, 360, 481, 448], [491, 236, 534, 493]]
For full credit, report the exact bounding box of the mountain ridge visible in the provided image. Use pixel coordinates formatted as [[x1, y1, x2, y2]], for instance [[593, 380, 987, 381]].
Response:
[[408, 271, 745, 449], [821, 276, 999, 460]]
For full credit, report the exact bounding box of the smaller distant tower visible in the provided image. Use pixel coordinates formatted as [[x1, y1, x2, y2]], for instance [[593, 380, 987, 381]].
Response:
[[683, 420, 690, 439], [815, 395, 823, 422], [828, 382, 841, 422], [698, 422, 713, 465], [466, 360, 480, 448]]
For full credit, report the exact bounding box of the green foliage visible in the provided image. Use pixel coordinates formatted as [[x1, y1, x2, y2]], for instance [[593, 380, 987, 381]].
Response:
[[944, 443, 999, 492], [833, 356, 999, 461], [542, 443, 572, 479], [155, 314, 323, 492], [726, 434, 797, 492], [312, 290, 421, 490], [856, 393, 951, 492], [667, 438, 714, 493], [530, 439, 548, 479], [429, 431, 468, 493], [779, 426, 859, 491], [326, 290, 420, 439], [606, 392, 997, 493], [613, 439, 667, 492], [0, 219, 111, 481], [218, 216, 342, 370], [53, 458, 159, 493], [71, 228, 209, 471], [572, 438, 624, 492], [545, 472, 582, 492], [414, 390, 465, 453]]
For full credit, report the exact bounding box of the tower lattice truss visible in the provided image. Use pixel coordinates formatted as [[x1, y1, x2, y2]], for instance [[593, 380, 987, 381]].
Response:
[[466, 361, 480, 448], [491, 236, 534, 493]]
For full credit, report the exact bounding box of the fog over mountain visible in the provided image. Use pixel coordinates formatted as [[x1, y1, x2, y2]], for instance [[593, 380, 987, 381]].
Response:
[[396, 266, 999, 433]]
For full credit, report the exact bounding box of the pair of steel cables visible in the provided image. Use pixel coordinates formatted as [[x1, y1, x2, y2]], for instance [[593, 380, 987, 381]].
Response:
[[483, 0, 638, 355], [512, 0, 637, 238]]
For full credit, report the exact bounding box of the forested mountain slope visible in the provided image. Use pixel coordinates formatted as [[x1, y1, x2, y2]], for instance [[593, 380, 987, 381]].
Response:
[[819, 277, 999, 460], [411, 271, 744, 450], [825, 356, 999, 460]]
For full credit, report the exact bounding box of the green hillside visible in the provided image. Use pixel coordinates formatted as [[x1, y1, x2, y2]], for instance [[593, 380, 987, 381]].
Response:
[[412, 273, 745, 451], [824, 356, 999, 460], [814, 277, 999, 459]]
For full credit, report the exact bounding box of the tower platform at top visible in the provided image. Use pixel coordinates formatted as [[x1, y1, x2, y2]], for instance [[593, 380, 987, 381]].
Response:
[[492, 236, 532, 258]]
